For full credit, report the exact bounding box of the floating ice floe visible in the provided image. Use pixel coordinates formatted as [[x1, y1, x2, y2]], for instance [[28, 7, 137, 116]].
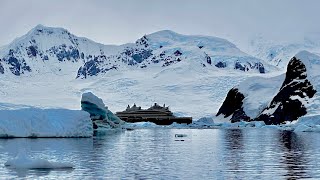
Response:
[[5, 150, 74, 169], [121, 117, 320, 133], [175, 134, 187, 137]]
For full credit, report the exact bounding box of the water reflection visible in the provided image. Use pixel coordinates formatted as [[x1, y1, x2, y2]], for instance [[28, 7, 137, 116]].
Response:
[[222, 129, 245, 179], [224, 129, 244, 151], [0, 129, 319, 179], [7, 167, 73, 178], [278, 131, 310, 179]]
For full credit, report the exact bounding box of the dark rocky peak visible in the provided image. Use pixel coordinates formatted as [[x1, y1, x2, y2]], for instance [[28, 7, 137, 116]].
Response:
[[217, 54, 317, 125], [135, 35, 149, 48], [256, 56, 316, 124], [282, 57, 307, 85], [216, 88, 245, 118]]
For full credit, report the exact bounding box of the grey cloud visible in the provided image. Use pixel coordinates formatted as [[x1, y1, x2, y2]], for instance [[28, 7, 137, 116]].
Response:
[[1, 0, 319, 49]]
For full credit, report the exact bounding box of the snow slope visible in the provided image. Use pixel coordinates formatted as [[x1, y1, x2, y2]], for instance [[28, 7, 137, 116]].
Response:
[[238, 74, 285, 118], [0, 105, 93, 137], [0, 64, 258, 119], [248, 35, 320, 69]]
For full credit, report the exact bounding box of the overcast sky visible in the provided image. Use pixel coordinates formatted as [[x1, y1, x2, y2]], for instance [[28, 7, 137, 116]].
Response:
[[1, 0, 320, 49]]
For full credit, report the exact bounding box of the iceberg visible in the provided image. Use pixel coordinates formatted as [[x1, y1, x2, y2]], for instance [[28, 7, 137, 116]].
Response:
[[5, 150, 74, 169], [81, 92, 124, 130], [0, 107, 93, 137], [294, 115, 320, 132]]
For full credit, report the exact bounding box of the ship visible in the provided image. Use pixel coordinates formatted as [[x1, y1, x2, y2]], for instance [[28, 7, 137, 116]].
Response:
[[116, 103, 192, 125]]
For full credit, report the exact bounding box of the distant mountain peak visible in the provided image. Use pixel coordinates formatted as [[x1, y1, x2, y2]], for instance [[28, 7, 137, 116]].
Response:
[[0, 25, 271, 78], [29, 24, 70, 35]]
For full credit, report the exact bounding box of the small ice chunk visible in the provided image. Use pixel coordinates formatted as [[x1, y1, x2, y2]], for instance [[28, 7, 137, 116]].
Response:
[[253, 121, 266, 128], [175, 134, 187, 137], [4, 150, 74, 169]]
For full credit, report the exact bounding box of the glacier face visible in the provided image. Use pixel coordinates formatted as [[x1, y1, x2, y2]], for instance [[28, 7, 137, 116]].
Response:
[[0, 25, 270, 79], [0, 106, 93, 137]]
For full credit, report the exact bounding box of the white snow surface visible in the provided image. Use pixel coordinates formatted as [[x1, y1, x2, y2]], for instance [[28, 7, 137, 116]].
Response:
[[238, 74, 285, 118], [81, 92, 107, 110], [5, 149, 74, 169], [0, 62, 257, 119], [0, 105, 93, 137], [247, 35, 320, 69]]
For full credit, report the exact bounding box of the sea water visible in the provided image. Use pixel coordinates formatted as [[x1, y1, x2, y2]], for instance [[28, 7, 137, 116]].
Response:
[[0, 129, 319, 179]]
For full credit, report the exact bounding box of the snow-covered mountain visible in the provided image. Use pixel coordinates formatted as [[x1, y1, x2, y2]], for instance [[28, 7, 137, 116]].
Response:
[[0, 24, 121, 77], [0, 25, 272, 78], [77, 30, 273, 78], [248, 35, 320, 69], [217, 50, 320, 125]]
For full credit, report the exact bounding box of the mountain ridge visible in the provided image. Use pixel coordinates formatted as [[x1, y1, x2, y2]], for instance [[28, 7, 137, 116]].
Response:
[[0, 24, 272, 78]]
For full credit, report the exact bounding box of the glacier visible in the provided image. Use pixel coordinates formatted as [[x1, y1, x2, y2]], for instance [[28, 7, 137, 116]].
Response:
[[0, 105, 93, 137]]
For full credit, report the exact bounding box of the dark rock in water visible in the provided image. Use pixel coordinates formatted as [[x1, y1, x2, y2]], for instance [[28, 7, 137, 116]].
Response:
[[255, 57, 316, 125], [216, 88, 245, 118], [215, 61, 226, 68]]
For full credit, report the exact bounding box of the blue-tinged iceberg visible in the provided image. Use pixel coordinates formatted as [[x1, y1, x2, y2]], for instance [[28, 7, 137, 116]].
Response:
[[81, 92, 124, 131], [0, 106, 93, 137]]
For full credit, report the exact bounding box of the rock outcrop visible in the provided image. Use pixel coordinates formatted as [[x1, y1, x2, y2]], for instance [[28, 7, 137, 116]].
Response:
[[217, 52, 317, 125], [255, 56, 316, 124]]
